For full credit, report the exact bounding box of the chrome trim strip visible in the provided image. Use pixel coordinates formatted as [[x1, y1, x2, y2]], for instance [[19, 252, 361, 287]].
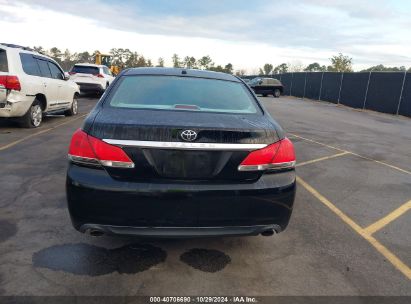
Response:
[[103, 139, 267, 151], [99, 160, 135, 168], [68, 154, 100, 167], [68, 154, 135, 168], [238, 161, 296, 172]]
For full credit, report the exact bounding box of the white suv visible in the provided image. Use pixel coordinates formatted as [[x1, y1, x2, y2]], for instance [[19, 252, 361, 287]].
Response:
[[0, 43, 80, 128], [69, 63, 114, 95]]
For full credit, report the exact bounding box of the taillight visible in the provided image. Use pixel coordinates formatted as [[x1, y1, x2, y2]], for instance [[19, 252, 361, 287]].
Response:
[[68, 72, 76, 75], [238, 137, 296, 171], [68, 129, 134, 168], [0, 75, 21, 91], [94, 74, 104, 78]]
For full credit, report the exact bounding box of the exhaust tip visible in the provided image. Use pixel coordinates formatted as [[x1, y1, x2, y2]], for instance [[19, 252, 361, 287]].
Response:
[[88, 229, 105, 237], [261, 229, 275, 237]]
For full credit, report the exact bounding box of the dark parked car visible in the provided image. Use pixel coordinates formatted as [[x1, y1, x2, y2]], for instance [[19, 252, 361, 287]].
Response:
[[66, 68, 296, 238], [249, 77, 283, 97]]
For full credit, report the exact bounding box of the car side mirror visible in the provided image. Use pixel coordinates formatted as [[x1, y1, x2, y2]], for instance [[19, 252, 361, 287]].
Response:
[[64, 74, 70, 81], [258, 81, 263, 85]]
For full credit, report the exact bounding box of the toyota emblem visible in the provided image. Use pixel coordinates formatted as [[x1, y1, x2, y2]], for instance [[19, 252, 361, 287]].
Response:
[[180, 130, 197, 142]]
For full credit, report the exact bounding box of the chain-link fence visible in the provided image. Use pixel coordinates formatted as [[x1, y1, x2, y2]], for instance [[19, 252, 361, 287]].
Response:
[[243, 72, 411, 117]]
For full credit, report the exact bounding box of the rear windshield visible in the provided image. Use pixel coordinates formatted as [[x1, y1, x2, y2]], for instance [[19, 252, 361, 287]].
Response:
[[0, 49, 8, 72], [71, 65, 99, 74], [107, 76, 259, 114]]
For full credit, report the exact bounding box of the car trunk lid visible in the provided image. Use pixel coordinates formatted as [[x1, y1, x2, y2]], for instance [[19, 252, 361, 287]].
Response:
[[88, 108, 279, 182]]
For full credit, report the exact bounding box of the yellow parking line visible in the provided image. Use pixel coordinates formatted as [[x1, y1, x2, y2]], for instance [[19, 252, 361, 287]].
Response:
[[364, 200, 411, 235], [0, 114, 86, 152], [297, 176, 411, 280], [348, 152, 411, 176], [289, 133, 346, 152], [289, 133, 411, 175], [296, 152, 349, 167]]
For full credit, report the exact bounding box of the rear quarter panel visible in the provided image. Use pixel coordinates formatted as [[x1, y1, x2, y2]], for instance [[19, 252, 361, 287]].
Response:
[[0, 84, 6, 103]]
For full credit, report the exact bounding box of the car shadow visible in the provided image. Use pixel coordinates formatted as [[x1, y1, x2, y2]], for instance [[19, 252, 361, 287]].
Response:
[[0, 114, 66, 129]]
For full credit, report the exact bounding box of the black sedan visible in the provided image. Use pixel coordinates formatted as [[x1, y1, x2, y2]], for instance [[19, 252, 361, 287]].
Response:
[[66, 68, 296, 238]]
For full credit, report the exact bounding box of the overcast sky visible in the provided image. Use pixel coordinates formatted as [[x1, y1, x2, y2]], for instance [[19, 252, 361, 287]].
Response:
[[1, 0, 410, 72]]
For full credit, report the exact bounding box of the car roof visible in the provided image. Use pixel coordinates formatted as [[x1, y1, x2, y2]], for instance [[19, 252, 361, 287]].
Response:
[[74, 63, 102, 68], [0, 44, 39, 56], [0, 44, 60, 66], [124, 67, 241, 82], [0, 43, 35, 52]]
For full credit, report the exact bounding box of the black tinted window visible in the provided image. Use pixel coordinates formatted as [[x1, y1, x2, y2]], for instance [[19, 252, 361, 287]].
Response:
[[0, 49, 8, 72], [37, 59, 52, 78], [108, 76, 259, 114], [48, 62, 64, 80], [71, 66, 99, 74], [20, 53, 40, 76]]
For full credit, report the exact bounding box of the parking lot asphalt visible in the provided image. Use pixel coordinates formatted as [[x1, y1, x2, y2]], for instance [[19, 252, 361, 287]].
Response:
[[0, 96, 410, 296]]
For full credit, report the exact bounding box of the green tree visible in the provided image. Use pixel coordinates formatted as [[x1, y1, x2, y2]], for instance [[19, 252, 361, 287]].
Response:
[[224, 63, 233, 74], [157, 57, 165, 67], [60, 49, 74, 70], [33, 46, 46, 55], [209, 65, 224, 72], [209, 63, 234, 74], [330, 53, 353, 72], [198, 55, 213, 70], [49, 47, 63, 64], [183, 56, 197, 69], [305, 62, 326, 72], [76, 51, 93, 63], [360, 65, 407, 72], [136, 56, 147, 67], [273, 63, 288, 74], [172, 54, 182, 68], [259, 63, 273, 75], [125, 52, 139, 67], [111, 48, 133, 68]]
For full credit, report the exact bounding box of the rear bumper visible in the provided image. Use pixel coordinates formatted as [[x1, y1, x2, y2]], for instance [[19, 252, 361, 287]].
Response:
[[0, 91, 34, 118], [66, 164, 296, 237], [76, 82, 104, 93], [79, 224, 282, 238]]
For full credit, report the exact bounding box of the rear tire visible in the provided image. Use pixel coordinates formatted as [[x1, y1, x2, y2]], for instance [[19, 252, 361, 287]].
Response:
[[100, 83, 109, 97], [273, 89, 281, 98], [65, 95, 79, 116], [19, 100, 43, 128]]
